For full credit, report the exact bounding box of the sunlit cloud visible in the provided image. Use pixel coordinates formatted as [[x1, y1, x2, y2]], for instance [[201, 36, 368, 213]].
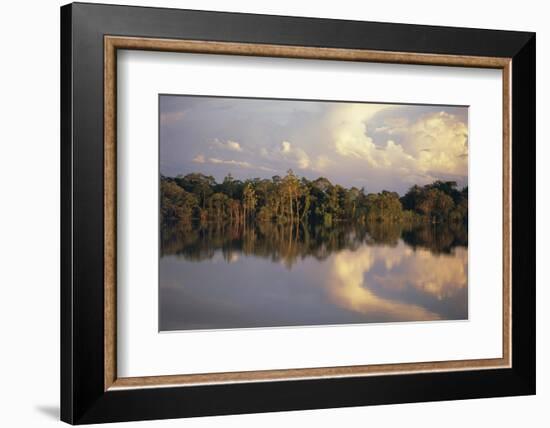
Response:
[[214, 138, 243, 152], [329, 105, 468, 181], [405, 111, 468, 177], [330, 103, 392, 166], [281, 141, 291, 153], [279, 141, 310, 169], [259, 140, 312, 170], [193, 154, 276, 172], [209, 157, 251, 168]]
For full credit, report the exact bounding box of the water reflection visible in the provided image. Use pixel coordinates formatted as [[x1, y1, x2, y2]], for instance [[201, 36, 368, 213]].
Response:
[[160, 222, 468, 330], [328, 244, 467, 322]]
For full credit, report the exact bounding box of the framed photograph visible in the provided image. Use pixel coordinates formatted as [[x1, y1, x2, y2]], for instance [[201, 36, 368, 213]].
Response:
[[61, 2, 535, 424]]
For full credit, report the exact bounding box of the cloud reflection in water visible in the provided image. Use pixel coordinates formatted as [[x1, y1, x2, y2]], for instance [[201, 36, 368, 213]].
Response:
[[327, 243, 467, 322]]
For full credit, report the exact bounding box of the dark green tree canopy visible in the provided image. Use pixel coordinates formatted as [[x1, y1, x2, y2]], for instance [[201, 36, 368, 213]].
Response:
[[161, 171, 468, 227]]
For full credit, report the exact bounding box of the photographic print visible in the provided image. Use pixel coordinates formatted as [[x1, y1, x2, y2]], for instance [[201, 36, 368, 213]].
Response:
[[159, 95, 468, 331]]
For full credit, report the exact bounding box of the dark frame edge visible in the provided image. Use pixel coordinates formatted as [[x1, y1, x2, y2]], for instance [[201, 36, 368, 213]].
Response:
[[510, 32, 536, 394], [61, 3, 74, 425]]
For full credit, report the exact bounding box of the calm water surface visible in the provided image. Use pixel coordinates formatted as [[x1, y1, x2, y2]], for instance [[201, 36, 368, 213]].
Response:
[[160, 222, 468, 331]]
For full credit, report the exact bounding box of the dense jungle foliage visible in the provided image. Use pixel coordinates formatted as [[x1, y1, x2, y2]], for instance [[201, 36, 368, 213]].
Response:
[[161, 170, 468, 228]]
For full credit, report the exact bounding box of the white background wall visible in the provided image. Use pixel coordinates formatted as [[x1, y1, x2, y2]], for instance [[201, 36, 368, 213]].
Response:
[[0, 0, 546, 426]]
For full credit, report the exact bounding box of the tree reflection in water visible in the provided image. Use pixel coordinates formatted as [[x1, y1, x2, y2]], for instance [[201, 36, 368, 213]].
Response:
[[159, 221, 468, 330], [161, 221, 467, 267]]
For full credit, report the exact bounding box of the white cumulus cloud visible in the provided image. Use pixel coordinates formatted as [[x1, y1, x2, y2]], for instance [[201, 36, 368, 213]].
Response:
[[279, 140, 310, 169], [225, 140, 243, 152], [281, 141, 292, 153], [329, 104, 468, 181], [213, 138, 244, 152], [330, 103, 392, 166], [193, 154, 276, 172], [208, 157, 251, 168]]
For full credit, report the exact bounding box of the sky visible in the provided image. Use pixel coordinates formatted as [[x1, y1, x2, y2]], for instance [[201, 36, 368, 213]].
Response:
[[160, 95, 468, 195]]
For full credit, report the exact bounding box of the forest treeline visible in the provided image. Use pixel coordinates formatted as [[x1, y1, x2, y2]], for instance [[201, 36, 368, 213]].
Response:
[[161, 170, 468, 227]]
